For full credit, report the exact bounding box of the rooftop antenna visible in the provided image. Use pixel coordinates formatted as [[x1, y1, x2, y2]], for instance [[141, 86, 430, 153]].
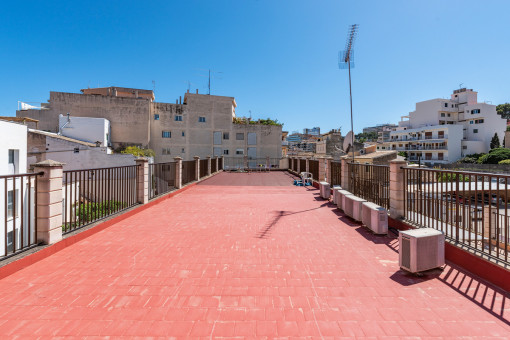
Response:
[[339, 24, 359, 163], [197, 69, 223, 95]]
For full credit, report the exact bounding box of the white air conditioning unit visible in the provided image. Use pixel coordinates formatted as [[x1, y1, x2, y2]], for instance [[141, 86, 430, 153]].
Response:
[[361, 202, 388, 235], [337, 190, 352, 211], [319, 182, 331, 199], [331, 186, 342, 205], [399, 228, 445, 273], [344, 195, 367, 221]]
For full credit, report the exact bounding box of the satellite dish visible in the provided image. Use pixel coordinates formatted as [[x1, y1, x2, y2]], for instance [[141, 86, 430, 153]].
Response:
[[343, 131, 354, 151]]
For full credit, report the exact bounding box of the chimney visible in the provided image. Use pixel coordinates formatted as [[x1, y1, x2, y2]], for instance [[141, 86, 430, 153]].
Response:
[[187, 89, 189, 93], [179, 96, 182, 104], [196, 89, 198, 94], [176, 99, 178, 104]]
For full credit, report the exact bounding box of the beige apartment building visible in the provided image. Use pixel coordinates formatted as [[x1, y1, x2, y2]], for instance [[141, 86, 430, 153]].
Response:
[[17, 87, 283, 162]]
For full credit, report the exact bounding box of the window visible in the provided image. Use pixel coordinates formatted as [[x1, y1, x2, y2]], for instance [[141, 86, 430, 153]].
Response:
[[438, 131, 444, 138], [440, 113, 445, 117], [444, 103, 448, 108], [182, 131, 185, 137], [236, 149, 244, 155], [438, 153, 444, 160], [162, 131, 171, 138], [247, 132, 257, 145], [470, 121, 474, 124], [236, 133, 244, 140], [198, 117, 206, 123], [7, 190, 18, 219], [213, 131, 222, 145], [181, 148, 185, 153], [175, 115, 183, 121], [447, 113, 450, 117], [162, 148, 171, 155], [154, 114, 160, 120], [473, 129, 478, 133], [463, 145, 467, 149], [74, 147, 79, 153], [471, 109, 480, 114], [8, 150, 14, 164], [425, 132, 432, 139], [475, 119, 484, 124], [223, 149, 229, 155], [223, 132, 229, 140]]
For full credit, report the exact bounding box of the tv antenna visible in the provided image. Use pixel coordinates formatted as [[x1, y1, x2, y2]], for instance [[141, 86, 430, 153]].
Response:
[[184, 80, 196, 92], [459, 83, 464, 89], [197, 69, 223, 95], [339, 24, 359, 162]]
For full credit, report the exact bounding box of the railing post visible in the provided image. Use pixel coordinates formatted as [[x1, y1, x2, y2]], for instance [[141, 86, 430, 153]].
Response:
[[174, 157, 182, 189], [306, 157, 310, 173], [194, 156, 200, 181], [389, 160, 407, 219], [318, 158, 326, 181], [33, 160, 64, 245], [206, 156, 212, 176], [135, 158, 148, 204], [341, 158, 349, 191], [326, 157, 333, 184]]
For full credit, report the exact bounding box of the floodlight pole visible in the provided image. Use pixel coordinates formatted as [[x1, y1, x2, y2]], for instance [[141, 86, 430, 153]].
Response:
[[348, 59, 354, 163]]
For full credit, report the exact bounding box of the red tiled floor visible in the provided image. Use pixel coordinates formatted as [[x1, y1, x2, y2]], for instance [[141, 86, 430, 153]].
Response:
[[0, 171, 510, 338]]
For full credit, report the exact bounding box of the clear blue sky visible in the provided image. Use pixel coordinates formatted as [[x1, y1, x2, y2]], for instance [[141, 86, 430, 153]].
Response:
[[1, 0, 509, 134]]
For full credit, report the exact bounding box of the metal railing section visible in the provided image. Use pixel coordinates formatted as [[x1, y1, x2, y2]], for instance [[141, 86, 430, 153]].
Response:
[[348, 163, 390, 209], [149, 162, 176, 200], [299, 159, 306, 173], [1, 172, 40, 259], [330, 161, 342, 186], [181, 160, 196, 185], [211, 158, 218, 173], [308, 160, 319, 180], [404, 167, 510, 263], [62, 165, 138, 234], [199, 159, 208, 178]]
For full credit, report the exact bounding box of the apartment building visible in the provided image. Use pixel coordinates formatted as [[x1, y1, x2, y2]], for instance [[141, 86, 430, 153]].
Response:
[[381, 88, 506, 165], [17, 87, 282, 162]]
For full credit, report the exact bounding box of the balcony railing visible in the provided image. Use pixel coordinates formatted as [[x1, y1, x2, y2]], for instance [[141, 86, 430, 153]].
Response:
[[348, 163, 390, 209]]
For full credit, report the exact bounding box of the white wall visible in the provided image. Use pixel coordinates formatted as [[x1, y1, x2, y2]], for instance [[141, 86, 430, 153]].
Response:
[[59, 114, 110, 147], [0, 121, 27, 175]]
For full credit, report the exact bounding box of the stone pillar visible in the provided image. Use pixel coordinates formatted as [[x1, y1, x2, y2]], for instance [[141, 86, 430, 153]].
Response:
[[174, 157, 182, 189], [296, 157, 301, 173], [244, 155, 248, 170], [341, 158, 350, 191], [306, 158, 310, 173], [326, 157, 333, 184], [318, 158, 326, 182], [389, 160, 407, 219], [135, 158, 149, 204], [194, 156, 200, 180], [33, 160, 64, 245], [206, 156, 212, 176]]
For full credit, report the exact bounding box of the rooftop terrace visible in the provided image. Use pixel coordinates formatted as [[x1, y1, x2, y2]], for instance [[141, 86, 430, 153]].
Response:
[[0, 172, 509, 337]]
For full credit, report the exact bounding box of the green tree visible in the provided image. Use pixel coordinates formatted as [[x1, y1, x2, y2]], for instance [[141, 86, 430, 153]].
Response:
[[490, 133, 501, 149], [477, 148, 510, 164], [120, 146, 155, 158], [497, 103, 510, 119]]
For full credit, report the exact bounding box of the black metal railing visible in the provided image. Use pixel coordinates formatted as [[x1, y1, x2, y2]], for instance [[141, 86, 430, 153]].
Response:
[[330, 161, 342, 186], [1, 172, 40, 259], [200, 159, 208, 178], [149, 162, 176, 200], [182, 160, 196, 185], [404, 167, 510, 264], [309, 160, 319, 180], [348, 163, 390, 209], [62, 165, 138, 234], [211, 158, 218, 173], [299, 159, 306, 173]]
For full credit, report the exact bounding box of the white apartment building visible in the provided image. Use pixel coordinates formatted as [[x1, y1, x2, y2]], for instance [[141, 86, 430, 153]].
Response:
[[0, 120, 33, 257], [381, 88, 506, 165], [58, 114, 111, 148]]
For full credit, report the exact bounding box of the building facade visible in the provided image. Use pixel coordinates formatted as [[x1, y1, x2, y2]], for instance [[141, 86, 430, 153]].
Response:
[[381, 88, 506, 165], [17, 87, 282, 162]]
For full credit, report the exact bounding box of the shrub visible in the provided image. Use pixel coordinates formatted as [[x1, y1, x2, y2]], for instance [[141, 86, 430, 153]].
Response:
[[437, 172, 470, 182], [77, 200, 126, 222], [120, 146, 155, 158], [499, 159, 510, 165], [477, 148, 510, 164]]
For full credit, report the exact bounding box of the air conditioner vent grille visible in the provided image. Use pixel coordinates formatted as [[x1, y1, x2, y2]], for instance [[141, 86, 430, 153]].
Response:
[[401, 236, 411, 269], [416, 235, 439, 270]]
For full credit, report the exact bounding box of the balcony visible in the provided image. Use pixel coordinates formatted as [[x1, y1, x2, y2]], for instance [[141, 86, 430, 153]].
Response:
[[0, 170, 508, 337]]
